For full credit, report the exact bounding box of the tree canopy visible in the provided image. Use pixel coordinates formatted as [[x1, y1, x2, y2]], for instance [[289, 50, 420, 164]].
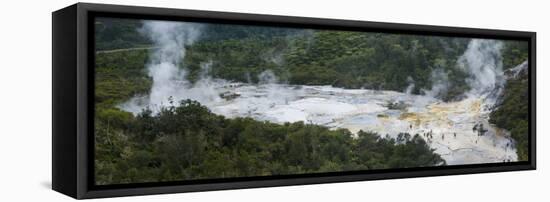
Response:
[[93, 18, 529, 184]]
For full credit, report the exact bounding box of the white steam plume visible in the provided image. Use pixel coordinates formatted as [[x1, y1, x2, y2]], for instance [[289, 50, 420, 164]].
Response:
[[258, 69, 279, 84], [458, 39, 504, 100], [142, 21, 202, 108], [120, 20, 223, 114], [404, 76, 415, 94], [423, 68, 450, 98], [256, 69, 302, 106], [423, 39, 504, 103]]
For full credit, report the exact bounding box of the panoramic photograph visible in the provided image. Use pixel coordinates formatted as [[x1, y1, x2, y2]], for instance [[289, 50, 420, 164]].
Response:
[[94, 17, 529, 185]]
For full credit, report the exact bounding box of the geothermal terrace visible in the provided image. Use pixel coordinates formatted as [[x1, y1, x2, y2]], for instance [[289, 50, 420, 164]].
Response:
[[122, 82, 517, 165]]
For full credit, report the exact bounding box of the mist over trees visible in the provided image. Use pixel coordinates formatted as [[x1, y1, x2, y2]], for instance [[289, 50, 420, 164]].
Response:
[[95, 17, 528, 100], [94, 18, 529, 184]]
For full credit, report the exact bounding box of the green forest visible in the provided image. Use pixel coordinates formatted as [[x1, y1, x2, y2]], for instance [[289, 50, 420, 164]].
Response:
[[95, 100, 443, 184], [94, 18, 529, 185]]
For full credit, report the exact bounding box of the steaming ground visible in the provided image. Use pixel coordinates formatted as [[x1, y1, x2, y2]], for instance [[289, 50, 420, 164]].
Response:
[[118, 20, 518, 166], [120, 81, 517, 165]]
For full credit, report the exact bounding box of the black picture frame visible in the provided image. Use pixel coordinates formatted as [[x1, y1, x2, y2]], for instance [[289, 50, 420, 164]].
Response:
[[52, 2, 536, 199]]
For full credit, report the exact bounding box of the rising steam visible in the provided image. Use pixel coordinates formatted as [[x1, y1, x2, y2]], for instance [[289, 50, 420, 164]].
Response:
[[404, 76, 415, 94], [113, 26, 517, 164], [423, 68, 450, 98], [423, 39, 505, 104], [122, 24, 508, 116], [458, 39, 504, 100], [120, 20, 223, 114]]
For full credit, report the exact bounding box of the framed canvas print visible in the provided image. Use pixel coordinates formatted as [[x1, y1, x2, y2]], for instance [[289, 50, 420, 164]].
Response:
[[52, 3, 536, 199]]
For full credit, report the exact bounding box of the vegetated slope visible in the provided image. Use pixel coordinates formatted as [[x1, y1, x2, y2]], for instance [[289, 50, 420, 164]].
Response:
[[95, 18, 528, 102], [92, 18, 530, 184], [490, 60, 529, 161], [95, 18, 152, 51], [93, 34, 447, 185], [95, 99, 444, 184]]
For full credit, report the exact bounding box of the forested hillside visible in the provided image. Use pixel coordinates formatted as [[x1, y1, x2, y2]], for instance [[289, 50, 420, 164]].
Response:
[[490, 61, 529, 161], [95, 100, 444, 184], [95, 18, 528, 101], [94, 18, 529, 185], [185, 30, 474, 101]]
